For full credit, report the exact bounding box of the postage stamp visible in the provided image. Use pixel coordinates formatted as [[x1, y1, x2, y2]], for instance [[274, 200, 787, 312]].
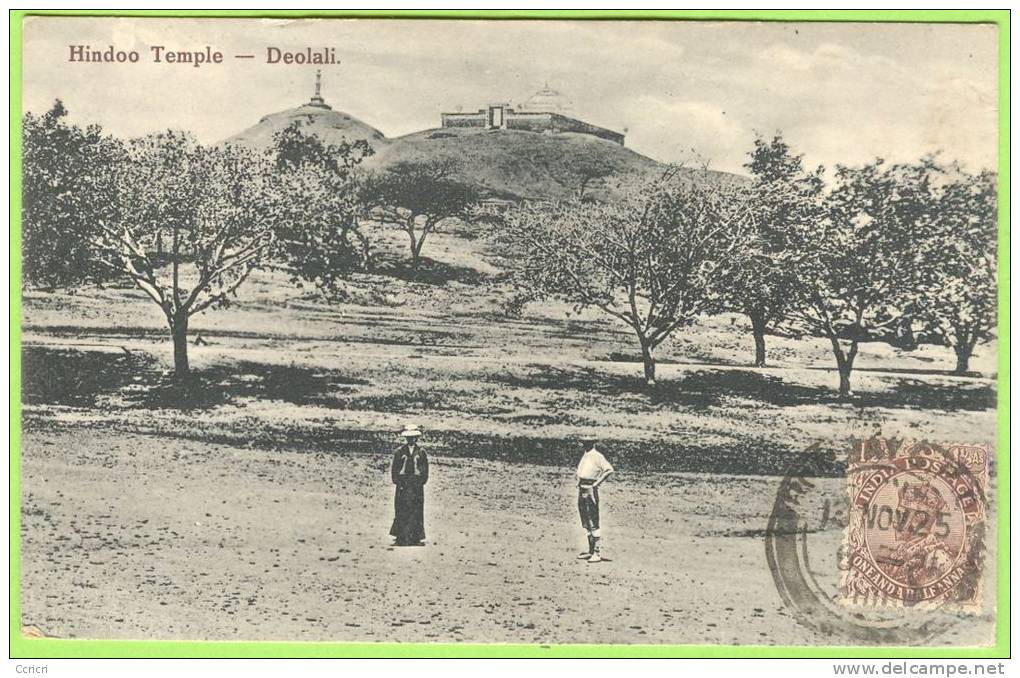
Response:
[[840, 439, 989, 610]]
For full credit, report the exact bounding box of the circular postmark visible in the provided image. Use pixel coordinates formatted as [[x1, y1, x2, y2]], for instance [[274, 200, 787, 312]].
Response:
[[765, 438, 989, 645]]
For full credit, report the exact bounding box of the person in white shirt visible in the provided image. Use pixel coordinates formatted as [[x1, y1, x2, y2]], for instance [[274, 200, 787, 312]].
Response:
[[575, 433, 615, 563]]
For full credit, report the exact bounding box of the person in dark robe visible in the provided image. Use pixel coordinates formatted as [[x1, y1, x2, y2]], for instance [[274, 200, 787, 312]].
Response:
[[389, 424, 429, 546]]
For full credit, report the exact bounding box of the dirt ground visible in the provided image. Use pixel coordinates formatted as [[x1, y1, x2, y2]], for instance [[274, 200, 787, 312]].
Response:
[[19, 425, 996, 646], [17, 231, 1000, 646]]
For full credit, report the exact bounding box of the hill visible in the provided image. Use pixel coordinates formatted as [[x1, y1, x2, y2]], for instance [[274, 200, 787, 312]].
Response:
[[224, 103, 387, 150], [366, 127, 667, 201], [226, 109, 742, 200]]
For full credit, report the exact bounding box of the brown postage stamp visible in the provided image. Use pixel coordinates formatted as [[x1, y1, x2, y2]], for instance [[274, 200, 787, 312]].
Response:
[[840, 438, 989, 611]]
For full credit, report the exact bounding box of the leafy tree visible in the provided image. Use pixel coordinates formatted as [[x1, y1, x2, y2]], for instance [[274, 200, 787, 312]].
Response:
[[91, 131, 283, 377], [274, 119, 373, 177], [366, 159, 479, 272], [21, 108, 376, 379], [568, 148, 617, 201], [494, 169, 747, 387], [785, 159, 939, 397], [22, 100, 121, 288], [23, 106, 282, 377], [719, 134, 823, 367], [912, 167, 997, 374], [271, 121, 374, 297]]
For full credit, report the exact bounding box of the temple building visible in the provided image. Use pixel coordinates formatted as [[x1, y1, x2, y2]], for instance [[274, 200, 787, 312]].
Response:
[[440, 84, 625, 146]]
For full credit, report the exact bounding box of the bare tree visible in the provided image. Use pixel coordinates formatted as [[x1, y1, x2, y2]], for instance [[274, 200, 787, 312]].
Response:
[[494, 169, 748, 387]]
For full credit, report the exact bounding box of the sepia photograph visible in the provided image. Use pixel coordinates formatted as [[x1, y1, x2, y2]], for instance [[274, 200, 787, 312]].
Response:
[[14, 13, 1002, 653]]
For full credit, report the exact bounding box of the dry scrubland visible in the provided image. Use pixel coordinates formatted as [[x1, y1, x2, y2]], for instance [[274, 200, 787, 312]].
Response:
[[20, 224, 998, 644]]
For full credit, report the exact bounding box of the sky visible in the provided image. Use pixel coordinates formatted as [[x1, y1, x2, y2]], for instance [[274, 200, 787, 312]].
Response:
[[22, 17, 999, 174]]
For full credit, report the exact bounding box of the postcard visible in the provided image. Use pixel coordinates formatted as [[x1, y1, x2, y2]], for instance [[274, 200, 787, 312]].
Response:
[[15, 14, 1002, 651]]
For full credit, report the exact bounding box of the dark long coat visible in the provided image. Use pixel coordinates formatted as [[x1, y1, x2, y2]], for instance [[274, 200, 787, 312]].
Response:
[[389, 444, 429, 544]]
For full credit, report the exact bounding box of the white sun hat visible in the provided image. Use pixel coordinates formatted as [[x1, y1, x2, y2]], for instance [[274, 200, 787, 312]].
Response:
[[401, 424, 423, 437]]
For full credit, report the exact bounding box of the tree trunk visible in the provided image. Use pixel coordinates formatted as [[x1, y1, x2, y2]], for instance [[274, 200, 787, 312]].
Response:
[[750, 313, 767, 368], [952, 325, 979, 376], [829, 336, 856, 399], [362, 238, 374, 272], [171, 313, 190, 378], [405, 219, 421, 272], [577, 177, 591, 201], [953, 344, 972, 375], [639, 339, 656, 387], [353, 223, 373, 272], [407, 217, 434, 274], [837, 364, 852, 398]]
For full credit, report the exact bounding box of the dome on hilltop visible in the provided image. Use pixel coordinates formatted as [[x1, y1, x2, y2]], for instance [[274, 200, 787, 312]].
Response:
[[519, 83, 573, 114]]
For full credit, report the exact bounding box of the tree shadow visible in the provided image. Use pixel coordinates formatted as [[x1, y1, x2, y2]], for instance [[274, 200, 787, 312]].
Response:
[[487, 363, 995, 412], [426, 430, 843, 476], [21, 346, 156, 408], [487, 362, 720, 407], [20, 346, 369, 412], [810, 365, 989, 379], [144, 424, 846, 477], [668, 370, 831, 408], [125, 361, 372, 411], [488, 364, 825, 410], [606, 350, 679, 365], [372, 252, 497, 286], [667, 370, 995, 412], [855, 378, 995, 412]]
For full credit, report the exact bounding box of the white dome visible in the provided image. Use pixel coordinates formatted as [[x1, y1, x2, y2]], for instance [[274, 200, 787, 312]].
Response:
[[520, 84, 572, 114]]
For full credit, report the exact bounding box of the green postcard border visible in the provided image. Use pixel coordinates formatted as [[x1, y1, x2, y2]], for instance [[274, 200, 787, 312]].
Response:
[[7, 8, 1011, 660]]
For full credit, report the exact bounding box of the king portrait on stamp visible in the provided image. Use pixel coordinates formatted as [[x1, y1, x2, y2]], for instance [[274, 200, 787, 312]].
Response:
[[841, 440, 989, 610]]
